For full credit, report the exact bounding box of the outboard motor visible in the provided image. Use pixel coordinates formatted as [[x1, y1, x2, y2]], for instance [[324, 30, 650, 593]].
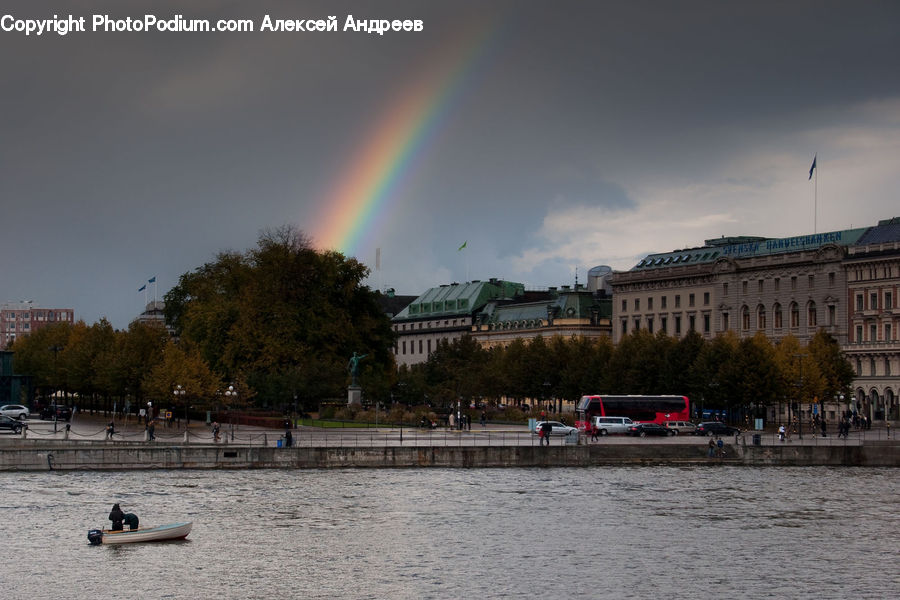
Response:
[[87, 529, 104, 545]]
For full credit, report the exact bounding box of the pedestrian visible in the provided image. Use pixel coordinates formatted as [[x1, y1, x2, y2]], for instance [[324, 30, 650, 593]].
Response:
[[212, 421, 221, 442], [540, 421, 552, 445], [716, 437, 725, 459], [105, 421, 115, 440], [480, 411, 486, 428], [284, 429, 293, 447], [778, 424, 786, 442], [590, 423, 599, 442], [707, 438, 716, 458], [147, 419, 156, 441]]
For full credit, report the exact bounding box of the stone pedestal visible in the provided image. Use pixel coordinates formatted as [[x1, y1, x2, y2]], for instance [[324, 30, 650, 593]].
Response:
[[347, 385, 362, 406]]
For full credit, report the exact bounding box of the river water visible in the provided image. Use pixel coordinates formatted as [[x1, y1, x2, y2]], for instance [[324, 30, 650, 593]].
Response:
[[1, 467, 897, 600]]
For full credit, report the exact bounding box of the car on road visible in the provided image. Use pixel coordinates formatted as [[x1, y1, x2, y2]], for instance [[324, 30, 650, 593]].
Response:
[[0, 415, 25, 434], [40, 404, 72, 421], [694, 421, 741, 437], [663, 420, 697, 436], [590, 416, 636, 436], [0, 404, 30, 420], [533, 421, 578, 436], [626, 423, 673, 437]]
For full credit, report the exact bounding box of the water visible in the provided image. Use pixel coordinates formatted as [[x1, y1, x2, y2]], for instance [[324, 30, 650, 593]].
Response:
[[1, 467, 898, 599]]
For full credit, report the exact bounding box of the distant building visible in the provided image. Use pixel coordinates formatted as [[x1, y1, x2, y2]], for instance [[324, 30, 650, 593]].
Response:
[[0, 350, 34, 406], [610, 216, 900, 424], [1, 302, 75, 350], [391, 279, 526, 366]]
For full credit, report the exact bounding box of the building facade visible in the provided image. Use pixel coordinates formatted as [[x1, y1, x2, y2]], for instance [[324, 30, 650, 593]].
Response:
[[1, 302, 75, 349], [842, 222, 900, 421], [610, 218, 900, 424]]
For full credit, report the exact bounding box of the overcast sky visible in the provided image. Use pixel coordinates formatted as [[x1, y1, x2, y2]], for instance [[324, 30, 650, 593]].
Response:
[[2, 1, 899, 329]]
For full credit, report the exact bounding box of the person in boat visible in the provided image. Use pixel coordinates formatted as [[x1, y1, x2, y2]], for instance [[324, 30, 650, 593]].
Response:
[[123, 512, 140, 530], [109, 503, 125, 531]]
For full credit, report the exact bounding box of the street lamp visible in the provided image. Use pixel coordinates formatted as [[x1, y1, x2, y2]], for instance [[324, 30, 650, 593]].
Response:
[[225, 385, 237, 441], [174, 385, 186, 428]]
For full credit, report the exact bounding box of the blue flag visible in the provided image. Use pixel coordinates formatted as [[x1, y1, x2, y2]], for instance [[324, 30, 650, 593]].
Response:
[[808, 154, 816, 180], [148, 276, 156, 283], [138, 284, 146, 292]]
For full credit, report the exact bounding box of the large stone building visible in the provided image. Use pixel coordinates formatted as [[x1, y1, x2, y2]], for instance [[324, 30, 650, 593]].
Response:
[[391, 279, 526, 367], [1, 302, 75, 350], [843, 220, 900, 421], [610, 217, 900, 424]]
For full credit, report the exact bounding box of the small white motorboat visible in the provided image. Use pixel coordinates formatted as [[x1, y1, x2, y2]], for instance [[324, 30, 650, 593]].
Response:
[[88, 521, 192, 545]]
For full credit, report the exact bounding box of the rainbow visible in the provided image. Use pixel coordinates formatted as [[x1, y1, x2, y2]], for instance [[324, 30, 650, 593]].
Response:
[[312, 21, 496, 258]]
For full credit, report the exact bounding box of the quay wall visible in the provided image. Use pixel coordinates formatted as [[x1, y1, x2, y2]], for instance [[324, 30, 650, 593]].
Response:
[[1, 441, 899, 470]]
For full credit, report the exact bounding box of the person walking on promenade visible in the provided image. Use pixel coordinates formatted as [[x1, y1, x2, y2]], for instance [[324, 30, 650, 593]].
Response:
[[480, 412, 486, 428], [716, 437, 725, 459], [778, 424, 786, 442], [147, 419, 156, 441], [707, 438, 716, 458], [212, 421, 221, 442], [105, 421, 115, 440], [540, 421, 552, 446]]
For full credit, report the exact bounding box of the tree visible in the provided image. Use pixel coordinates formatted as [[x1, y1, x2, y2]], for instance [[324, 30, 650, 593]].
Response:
[[807, 330, 855, 414]]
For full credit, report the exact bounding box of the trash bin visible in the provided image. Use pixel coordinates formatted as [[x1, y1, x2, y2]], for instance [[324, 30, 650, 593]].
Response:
[[752, 434, 761, 446], [565, 429, 579, 445], [276, 438, 283, 448]]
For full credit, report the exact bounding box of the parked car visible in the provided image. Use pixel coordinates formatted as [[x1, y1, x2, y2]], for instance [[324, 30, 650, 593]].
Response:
[[40, 404, 72, 421], [0, 404, 30, 420], [626, 423, 673, 437], [533, 421, 578, 436], [663, 420, 697, 436], [694, 421, 741, 437], [590, 416, 636, 436], [0, 415, 25, 434]]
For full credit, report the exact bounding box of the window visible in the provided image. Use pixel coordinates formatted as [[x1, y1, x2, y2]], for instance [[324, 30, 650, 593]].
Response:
[[675, 316, 682, 335], [809, 274, 815, 288], [661, 316, 667, 333], [791, 276, 797, 290], [622, 300, 627, 312], [675, 295, 681, 308], [648, 298, 654, 311], [703, 292, 710, 306], [703, 314, 710, 333], [757, 305, 766, 330], [742, 306, 750, 330], [418, 340, 423, 354], [856, 325, 863, 342], [689, 315, 696, 331], [758, 280, 764, 294], [886, 291, 893, 309], [402, 341, 406, 355], [856, 357, 862, 374], [647, 317, 654, 334], [828, 272, 835, 287], [774, 278, 780, 292], [621, 319, 628, 335], [790, 302, 800, 328], [723, 283, 729, 295], [427, 339, 432, 354], [661, 296, 667, 309], [742, 281, 748, 294], [807, 302, 817, 327], [634, 299, 640, 311], [886, 323, 893, 341], [886, 358, 892, 376], [689, 293, 695, 307], [722, 312, 729, 330], [870, 324, 877, 341], [870, 358, 876, 375], [828, 305, 835, 326], [634, 318, 641, 331], [774, 303, 783, 329], [870, 293, 878, 310]]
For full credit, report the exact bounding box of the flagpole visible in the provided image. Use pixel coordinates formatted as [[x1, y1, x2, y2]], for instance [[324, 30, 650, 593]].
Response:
[[814, 159, 818, 234]]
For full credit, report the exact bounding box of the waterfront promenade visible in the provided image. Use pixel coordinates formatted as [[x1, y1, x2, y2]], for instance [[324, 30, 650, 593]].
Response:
[[1, 414, 897, 470]]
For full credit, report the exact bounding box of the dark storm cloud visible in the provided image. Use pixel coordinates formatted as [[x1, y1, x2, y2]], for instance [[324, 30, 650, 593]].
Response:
[[1, 1, 898, 326]]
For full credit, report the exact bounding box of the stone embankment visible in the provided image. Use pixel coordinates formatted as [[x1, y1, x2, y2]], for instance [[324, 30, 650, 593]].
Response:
[[1, 439, 898, 470]]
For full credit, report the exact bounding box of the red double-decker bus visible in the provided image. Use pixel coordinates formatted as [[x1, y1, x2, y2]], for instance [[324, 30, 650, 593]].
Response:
[[575, 395, 690, 430]]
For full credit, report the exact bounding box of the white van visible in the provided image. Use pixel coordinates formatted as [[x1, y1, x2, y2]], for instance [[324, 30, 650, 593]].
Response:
[[590, 416, 635, 435]]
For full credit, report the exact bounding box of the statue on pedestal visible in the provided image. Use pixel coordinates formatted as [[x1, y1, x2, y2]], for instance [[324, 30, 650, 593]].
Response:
[[347, 351, 368, 387]]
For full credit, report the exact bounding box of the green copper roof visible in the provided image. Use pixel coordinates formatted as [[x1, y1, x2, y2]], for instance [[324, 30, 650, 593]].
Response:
[[393, 280, 525, 320], [481, 290, 612, 325], [631, 226, 870, 271]]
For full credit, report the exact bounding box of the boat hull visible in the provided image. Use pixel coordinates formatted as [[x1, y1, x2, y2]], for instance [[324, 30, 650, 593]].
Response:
[[89, 522, 192, 545]]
